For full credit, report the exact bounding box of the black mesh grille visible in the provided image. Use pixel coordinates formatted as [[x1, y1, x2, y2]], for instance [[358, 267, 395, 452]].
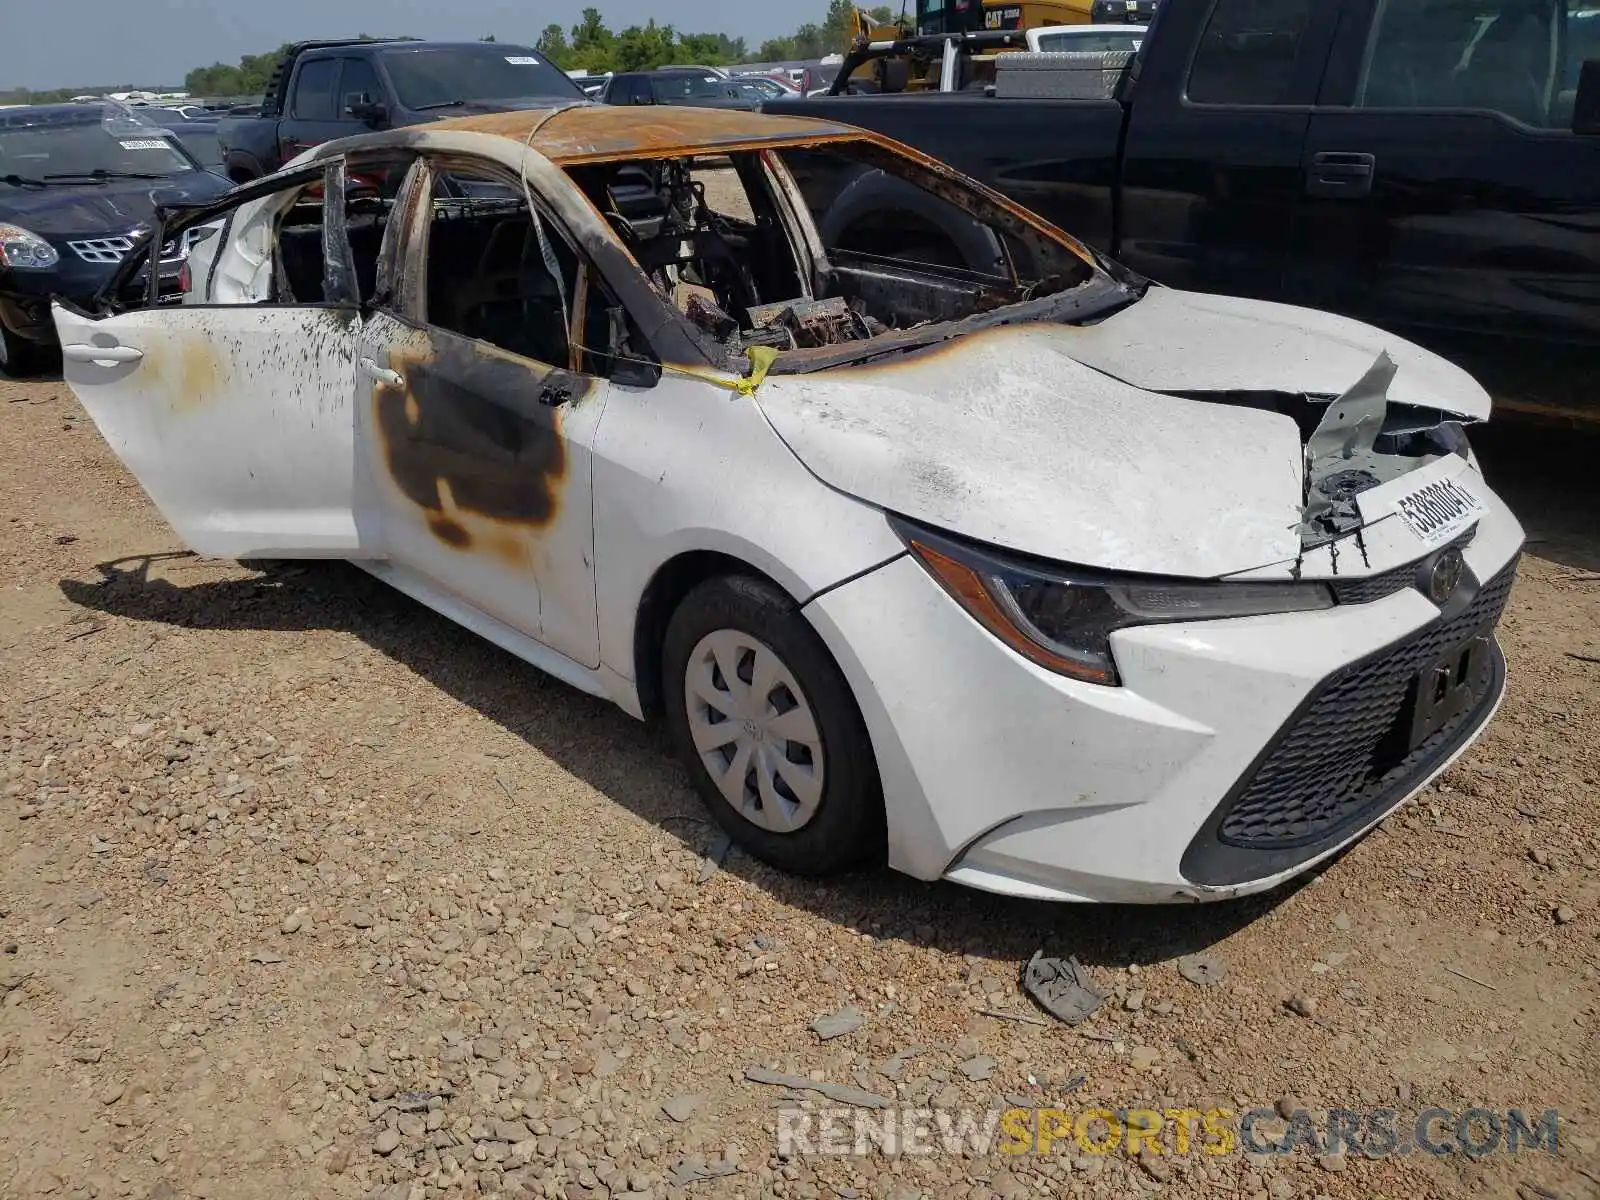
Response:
[[1330, 527, 1478, 606], [1215, 557, 1517, 851]]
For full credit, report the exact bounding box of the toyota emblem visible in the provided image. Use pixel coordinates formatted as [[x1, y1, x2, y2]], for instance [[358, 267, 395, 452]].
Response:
[[1424, 547, 1466, 605]]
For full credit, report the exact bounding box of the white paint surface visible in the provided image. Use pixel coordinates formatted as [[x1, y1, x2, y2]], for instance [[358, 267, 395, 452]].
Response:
[[53, 302, 365, 558], [758, 323, 1307, 577], [1066, 286, 1494, 420]]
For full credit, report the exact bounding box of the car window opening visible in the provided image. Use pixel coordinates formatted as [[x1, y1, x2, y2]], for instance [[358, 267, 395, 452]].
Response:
[[420, 164, 636, 380], [275, 187, 330, 303], [564, 140, 1097, 363], [98, 158, 411, 314]]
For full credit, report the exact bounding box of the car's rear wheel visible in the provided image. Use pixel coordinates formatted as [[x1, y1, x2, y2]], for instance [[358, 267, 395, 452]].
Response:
[[662, 574, 884, 876]]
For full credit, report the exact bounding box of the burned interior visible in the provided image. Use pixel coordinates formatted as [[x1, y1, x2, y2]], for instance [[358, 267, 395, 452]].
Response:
[[562, 139, 1099, 364]]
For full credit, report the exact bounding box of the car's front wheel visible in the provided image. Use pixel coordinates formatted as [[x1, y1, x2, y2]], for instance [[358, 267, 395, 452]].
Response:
[[662, 575, 884, 876], [0, 321, 49, 380]]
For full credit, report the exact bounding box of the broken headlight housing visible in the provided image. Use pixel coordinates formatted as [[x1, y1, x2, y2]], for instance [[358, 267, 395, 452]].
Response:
[[0, 224, 60, 270], [893, 516, 1334, 686]]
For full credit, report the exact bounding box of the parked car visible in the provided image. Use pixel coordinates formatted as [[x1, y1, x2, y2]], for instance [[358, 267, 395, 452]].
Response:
[[801, 62, 843, 95], [658, 64, 731, 79], [767, 0, 1600, 425], [54, 104, 1522, 903], [599, 69, 765, 109], [140, 106, 226, 172], [732, 74, 804, 99], [216, 39, 586, 183], [0, 103, 229, 376]]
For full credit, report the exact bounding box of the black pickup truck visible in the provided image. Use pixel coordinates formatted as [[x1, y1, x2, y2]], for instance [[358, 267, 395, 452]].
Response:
[[217, 39, 586, 183], [765, 0, 1600, 424]]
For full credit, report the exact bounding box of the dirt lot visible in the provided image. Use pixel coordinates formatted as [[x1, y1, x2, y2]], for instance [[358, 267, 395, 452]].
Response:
[[0, 375, 1596, 1200]]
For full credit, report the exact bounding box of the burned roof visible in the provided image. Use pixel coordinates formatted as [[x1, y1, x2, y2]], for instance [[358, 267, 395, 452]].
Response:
[[427, 103, 863, 164]]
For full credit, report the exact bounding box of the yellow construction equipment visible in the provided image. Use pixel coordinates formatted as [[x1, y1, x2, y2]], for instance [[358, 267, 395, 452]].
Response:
[[852, 7, 912, 40], [839, 3, 1097, 96], [913, 0, 1094, 36]]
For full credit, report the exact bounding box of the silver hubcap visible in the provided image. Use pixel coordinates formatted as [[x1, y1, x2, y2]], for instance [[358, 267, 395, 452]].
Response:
[[684, 629, 825, 833]]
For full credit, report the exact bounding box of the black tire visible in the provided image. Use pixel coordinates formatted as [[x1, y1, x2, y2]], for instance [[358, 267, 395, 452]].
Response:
[[225, 153, 265, 185], [0, 320, 50, 380], [819, 169, 1007, 274], [662, 574, 885, 876]]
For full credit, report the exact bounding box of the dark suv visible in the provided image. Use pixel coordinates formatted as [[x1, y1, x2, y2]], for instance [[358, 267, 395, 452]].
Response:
[[0, 103, 230, 376]]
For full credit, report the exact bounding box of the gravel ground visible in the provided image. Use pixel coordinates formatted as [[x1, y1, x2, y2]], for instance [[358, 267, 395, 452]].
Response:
[[0, 376, 1596, 1200]]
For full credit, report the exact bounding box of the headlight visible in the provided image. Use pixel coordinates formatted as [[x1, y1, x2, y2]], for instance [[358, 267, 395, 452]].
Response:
[[0, 224, 60, 270], [893, 516, 1334, 686]]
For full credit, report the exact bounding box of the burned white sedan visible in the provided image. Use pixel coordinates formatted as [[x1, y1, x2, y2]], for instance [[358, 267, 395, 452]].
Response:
[[54, 104, 1523, 903]]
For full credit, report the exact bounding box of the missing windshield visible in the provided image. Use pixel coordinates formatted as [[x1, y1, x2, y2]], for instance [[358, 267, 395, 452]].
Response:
[[563, 139, 1107, 370]]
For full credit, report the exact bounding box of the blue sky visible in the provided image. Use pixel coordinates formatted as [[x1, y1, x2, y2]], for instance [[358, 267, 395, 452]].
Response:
[[2, 0, 801, 90]]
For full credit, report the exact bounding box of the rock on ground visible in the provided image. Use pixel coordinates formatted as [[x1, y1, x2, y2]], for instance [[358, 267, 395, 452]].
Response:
[[0, 382, 1597, 1200]]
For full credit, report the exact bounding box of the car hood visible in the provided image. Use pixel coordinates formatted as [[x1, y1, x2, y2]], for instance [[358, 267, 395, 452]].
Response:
[[755, 323, 1309, 578], [1062, 285, 1492, 420], [0, 172, 231, 238]]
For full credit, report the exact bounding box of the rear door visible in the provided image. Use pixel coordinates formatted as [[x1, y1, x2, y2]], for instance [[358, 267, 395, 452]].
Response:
[[1293, 0, 1600, 422], [354, 155, 613, 667], [52, 161, 372, 559], [1118, 0, 1342, 297]]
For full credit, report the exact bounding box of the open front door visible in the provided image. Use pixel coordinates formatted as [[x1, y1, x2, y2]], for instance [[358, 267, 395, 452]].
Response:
[[53, 160, 373, 559]]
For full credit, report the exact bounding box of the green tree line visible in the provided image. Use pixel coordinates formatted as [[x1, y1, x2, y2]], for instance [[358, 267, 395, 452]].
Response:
[[531, 1, 893, 71]]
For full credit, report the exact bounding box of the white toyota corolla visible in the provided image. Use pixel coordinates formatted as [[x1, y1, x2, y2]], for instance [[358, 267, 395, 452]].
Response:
[[51, 104, 1523, 903]]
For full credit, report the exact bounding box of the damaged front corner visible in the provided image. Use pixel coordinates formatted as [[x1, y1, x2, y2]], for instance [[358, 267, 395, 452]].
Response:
[[1300, 351, 1424, 549]]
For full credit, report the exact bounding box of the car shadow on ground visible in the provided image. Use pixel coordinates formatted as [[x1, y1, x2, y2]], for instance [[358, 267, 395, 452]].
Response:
[[58, 551, 1316, 980], [1473, 420, 1600, 574], [3, 369, 64, 393]]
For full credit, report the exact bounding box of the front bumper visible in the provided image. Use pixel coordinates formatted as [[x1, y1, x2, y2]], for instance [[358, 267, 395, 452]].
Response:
[[803, 469, 1524, 904], [0, 290, 53, 344], [2, 237, 189, 344], [1, 256, 117, 344]]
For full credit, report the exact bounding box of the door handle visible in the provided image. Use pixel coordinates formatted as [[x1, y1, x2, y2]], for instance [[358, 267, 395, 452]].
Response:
[[62, 343, 143, 365], [1306, 151, 1375, 198], [358, 357, 404, 390]]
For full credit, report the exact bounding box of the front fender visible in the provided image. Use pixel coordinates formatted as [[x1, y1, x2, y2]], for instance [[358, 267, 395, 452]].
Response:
[[591, 374, 906, 689]]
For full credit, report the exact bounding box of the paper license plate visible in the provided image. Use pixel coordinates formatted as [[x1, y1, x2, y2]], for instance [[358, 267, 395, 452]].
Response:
[[1393, 474, 1485, 548]]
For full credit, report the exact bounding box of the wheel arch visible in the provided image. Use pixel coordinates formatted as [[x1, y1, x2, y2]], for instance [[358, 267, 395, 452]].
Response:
[[225, 153, 266, 185], [631, 548, 798, 721]]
